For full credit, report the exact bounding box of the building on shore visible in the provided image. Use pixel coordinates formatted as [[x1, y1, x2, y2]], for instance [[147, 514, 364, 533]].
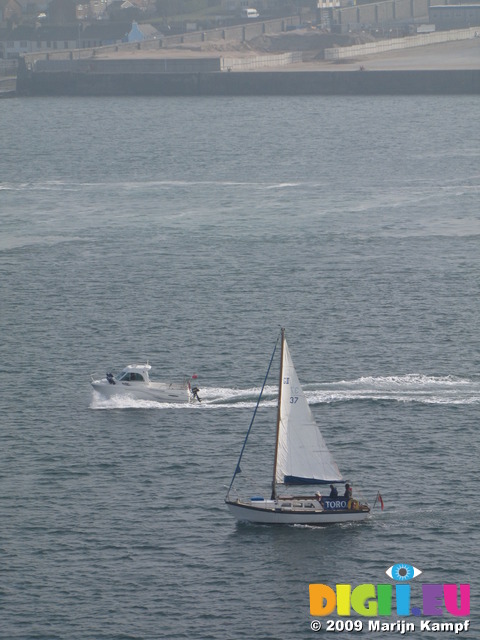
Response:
[[429, 4, 480, 29]]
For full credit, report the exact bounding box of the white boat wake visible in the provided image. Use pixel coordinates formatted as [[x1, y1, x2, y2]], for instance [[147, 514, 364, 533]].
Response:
[[90, 374, 480, 410], [305, 374, 480, 406]]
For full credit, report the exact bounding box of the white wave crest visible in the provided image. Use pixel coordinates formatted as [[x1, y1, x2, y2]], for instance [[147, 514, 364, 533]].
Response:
[[307, 374, 480, 405], [347, 374, 472, 388]]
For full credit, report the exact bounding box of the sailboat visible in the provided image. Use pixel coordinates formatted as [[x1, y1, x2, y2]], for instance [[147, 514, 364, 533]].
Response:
[[225, 329, 370, 525]]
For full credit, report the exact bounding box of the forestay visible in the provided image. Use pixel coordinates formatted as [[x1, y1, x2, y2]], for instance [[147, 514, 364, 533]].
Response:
[[275, 339, 343, 485]]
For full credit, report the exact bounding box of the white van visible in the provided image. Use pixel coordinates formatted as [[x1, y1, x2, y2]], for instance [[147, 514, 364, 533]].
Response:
[[241, 8, 259, 18]]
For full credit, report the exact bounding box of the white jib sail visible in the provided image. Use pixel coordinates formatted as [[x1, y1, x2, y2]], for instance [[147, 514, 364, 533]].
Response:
[[275, 339, 343, 485]]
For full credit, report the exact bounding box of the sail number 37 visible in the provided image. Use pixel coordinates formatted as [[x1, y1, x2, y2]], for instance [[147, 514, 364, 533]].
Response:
[[284, 378, 299, 403]]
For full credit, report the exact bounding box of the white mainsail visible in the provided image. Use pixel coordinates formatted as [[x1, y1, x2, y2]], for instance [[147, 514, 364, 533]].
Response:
[[275, 338, 343, 485]]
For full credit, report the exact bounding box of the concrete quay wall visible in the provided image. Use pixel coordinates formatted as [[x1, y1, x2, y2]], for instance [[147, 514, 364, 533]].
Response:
[[31, 53, 303, 74], [16, 68, 480, 96], [325, 26, 479, 59]]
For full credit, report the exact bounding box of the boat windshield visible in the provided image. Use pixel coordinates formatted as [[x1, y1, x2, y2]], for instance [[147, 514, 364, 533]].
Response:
[[118, 372, 145, 382]]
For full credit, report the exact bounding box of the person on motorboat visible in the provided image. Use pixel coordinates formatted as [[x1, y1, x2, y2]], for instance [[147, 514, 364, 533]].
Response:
[[191, 386, 201, 402]]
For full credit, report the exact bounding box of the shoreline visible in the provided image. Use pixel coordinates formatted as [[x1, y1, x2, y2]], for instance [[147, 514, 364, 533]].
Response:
[[14, 37, 480, 97]]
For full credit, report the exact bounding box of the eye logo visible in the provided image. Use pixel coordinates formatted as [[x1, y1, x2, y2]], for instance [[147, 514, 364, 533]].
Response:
[[386, 563, 422, 581]]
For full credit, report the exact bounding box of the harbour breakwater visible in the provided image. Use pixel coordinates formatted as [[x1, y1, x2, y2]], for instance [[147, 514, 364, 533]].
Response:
[[16, 64, 480, 96]]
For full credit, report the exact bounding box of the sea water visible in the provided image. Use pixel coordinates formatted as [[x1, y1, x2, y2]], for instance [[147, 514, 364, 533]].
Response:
[[1, 95, 479, 639]]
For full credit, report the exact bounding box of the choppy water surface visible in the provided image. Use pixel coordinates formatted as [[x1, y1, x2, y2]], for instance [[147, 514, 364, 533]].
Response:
[[1, 96, 479, 639]]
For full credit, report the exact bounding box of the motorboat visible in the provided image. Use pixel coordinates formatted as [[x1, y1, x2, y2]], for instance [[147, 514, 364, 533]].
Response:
[[91, 363, 200, 403]]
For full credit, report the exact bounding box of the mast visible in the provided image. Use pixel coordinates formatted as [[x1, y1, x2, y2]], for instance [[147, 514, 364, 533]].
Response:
[[271, 327, 285, 500]]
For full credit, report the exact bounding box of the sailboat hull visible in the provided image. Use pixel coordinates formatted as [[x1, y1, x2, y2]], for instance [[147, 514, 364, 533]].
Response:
[[226, 499, 370, 525]]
